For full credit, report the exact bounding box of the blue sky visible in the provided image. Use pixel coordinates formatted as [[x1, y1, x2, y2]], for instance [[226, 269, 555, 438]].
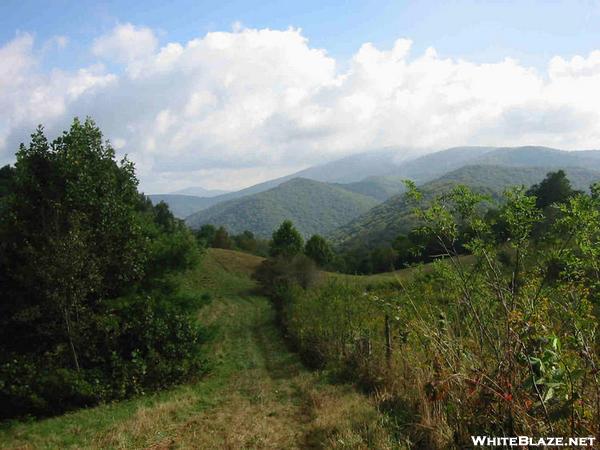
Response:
[[3, 0, 600, 71], [2, 1, 600, 192]]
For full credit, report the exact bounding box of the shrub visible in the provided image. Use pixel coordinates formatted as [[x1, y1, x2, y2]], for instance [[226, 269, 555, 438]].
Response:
[[0, 119, 206, 419], [258, 183, 600, 447]]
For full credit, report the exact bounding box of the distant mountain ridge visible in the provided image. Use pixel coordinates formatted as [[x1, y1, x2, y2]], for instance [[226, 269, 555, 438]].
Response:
[[150, 148, 408, 217], [185, 178, 380, 238], [474, 146, 600, 168], [148, 194, 217, 219], [151, 145, 600, 221], [171, 186, 230, 197]]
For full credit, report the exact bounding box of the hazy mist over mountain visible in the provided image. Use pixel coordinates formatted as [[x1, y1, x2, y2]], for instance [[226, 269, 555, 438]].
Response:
[[150, 145, 600, 231], [170, 186, 230, 197]]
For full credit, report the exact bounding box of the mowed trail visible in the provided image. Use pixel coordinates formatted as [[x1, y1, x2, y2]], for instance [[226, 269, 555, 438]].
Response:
[[150, 249, 394, 449], [2, 249, 394, 449]]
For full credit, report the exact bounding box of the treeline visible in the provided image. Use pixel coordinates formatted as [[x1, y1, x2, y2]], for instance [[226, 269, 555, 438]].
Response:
[[254, 173, 600, 447], [193, 224, 270, 256], [338, 170, 583, 274], [193, 221, 335, 268], [0, 119, 205, 419]]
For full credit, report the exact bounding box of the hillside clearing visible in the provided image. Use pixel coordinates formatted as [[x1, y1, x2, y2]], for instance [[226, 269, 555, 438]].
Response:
[[1, 249, 395, 449]]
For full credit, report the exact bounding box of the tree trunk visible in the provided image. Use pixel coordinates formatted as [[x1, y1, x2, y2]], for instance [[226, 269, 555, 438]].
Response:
[[63, 306, 80, 372]]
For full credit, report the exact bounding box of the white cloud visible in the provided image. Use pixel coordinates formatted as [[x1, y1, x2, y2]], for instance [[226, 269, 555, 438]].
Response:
[[2, 26, 600, 193], [92, 23, 158, 64], [0, 34, 115, 160], [0, 33, 35, 92]]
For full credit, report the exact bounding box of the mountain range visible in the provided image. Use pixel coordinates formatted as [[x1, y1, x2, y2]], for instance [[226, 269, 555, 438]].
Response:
[[171, 186, 230, 197], [149, 148, 407, 218], [150, 145, 600, 244], [185, 178, 380, 237]]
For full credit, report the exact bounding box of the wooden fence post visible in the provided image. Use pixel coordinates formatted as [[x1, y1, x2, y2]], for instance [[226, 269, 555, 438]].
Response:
[[384, 313, 392, 366]]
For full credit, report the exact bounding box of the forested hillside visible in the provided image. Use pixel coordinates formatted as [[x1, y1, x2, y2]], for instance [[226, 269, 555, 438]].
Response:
[[331, 164, 600, 250], [334, 175, 407, 201], [185, 177, 380, 237], [148, 194, 217, 218]]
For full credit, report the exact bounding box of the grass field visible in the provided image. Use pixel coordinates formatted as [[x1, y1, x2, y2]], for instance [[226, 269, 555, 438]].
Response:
[[329, 254, 476, 287], [0, 249, 397, 449]]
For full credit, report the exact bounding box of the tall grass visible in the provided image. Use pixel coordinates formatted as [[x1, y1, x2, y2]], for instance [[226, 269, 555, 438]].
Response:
[[263, 185, 600, 448]]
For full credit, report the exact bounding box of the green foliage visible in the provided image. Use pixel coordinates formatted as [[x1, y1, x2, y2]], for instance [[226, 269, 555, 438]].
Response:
[[186, 177, 379, 238], [304, 234, 333, 267], [194, 224, 269, 256], [0, 164, 14, 200], [0, 118, 205, 419], [213, 226, 232, 249], [270, 220, 304, 258], [262, 182, 600, 446], [232, 230, 269, 256], [369, 246, 399, 273], [253, 254, 319, 329], [527, 169, 580, 209], [194, 223, 217, 247], [331, 164, 600, 254]]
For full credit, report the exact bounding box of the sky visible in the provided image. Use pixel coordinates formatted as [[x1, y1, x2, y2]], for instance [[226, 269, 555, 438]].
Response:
[[2, 0, 600, 193]]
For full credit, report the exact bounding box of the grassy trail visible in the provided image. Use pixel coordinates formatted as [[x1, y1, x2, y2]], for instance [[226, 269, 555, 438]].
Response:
[[1, 250, 394, 449]]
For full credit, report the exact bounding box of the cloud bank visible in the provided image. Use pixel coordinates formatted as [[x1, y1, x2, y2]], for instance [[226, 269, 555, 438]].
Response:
[[1, 24, 600, 192]]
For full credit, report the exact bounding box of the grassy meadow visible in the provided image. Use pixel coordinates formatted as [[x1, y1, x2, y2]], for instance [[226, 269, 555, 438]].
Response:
[[1, 249, 398, 449]]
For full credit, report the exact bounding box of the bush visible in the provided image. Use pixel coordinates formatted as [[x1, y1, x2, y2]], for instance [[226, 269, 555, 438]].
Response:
[[258, 183, 600, 447], [0, 119, 206, 419]]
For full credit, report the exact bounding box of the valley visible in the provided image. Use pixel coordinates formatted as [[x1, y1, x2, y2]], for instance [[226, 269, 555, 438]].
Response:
[[3, 123, 600, 449], [3, 4, 600, 448]]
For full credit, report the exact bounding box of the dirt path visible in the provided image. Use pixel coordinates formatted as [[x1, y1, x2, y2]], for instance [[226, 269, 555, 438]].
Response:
[[152, 294, 392, 449]]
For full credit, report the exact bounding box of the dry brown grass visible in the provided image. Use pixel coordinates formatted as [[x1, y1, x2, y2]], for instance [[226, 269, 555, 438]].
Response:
[[92, 393, 196, 449], [141, 370, 393, 450], [209, 248, 264, 276]]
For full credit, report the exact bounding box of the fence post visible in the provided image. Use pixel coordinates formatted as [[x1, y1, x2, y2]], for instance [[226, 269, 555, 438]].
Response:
[[384, 313, 392, 366]]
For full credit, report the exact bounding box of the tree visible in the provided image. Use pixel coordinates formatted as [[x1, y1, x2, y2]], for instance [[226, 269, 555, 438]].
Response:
[[0, 164, 14, 198], [527, 170, 578, 209], [234, 230, 258, 253], [195, 224, 216, 247], [213, 226, 232, 249], [153, 200, 177, 232], [370, 246, 398, 273], [392, 233, 419, 265], [270, 220, 303, 258], [305, 234, 333, 267], [0, 118, 204, 419]]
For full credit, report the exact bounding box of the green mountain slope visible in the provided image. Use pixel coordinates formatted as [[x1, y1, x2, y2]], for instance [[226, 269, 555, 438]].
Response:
[[330, 165, 600, 251], [148, 194, 218, 219], [153, 146, 600, 219], [383, 146, 600, 185], [386, 146, 496, 184], [185, 178, 380, 237], [335, 175, 407, 201], [150, 148, 412, 219]]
